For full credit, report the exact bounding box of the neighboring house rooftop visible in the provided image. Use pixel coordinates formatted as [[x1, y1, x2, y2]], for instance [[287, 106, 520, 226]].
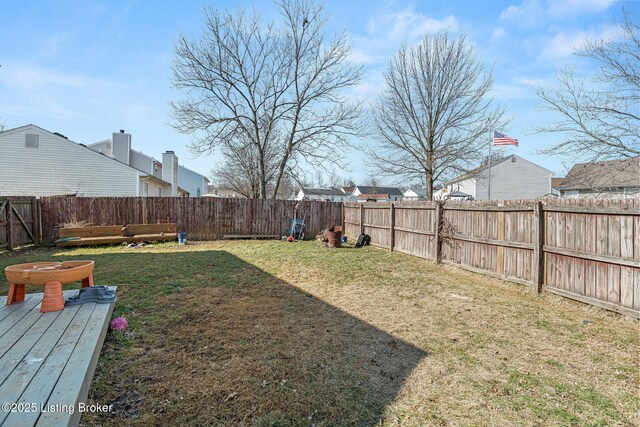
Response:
[[449, 190, 473, 198], [406, 188, 427, 196], [558, 157, 640, 191], [341, 185, 355, 195], [551, 177, 564, 188], [446, 155, 554, 185], [302, 188, 346, 197], [356, 186, 403, 196]]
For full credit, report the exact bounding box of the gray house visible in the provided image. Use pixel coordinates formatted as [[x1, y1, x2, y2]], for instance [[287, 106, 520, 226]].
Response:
[[88, 131, 209, 197], [558, 157, 640, 198], [443, 155, 555, 200]]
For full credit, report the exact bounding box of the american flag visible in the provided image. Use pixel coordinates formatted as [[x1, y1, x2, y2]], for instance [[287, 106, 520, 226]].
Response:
[[493, 131, 519, 146]]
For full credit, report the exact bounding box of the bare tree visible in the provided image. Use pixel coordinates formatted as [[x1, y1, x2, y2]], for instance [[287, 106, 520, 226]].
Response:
[[366, 33, 506, 200], [171, 0, 362, 199], [535, 10, 639, 160]]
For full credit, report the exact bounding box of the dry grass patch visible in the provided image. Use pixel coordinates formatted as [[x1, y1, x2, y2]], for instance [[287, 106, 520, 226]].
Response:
[[1, 241, 637, 426]]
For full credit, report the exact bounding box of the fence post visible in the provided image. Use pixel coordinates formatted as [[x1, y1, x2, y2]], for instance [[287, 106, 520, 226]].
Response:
[[341, 203, 345, 236], [6, 199, 13, 251], [434, 202, 443, 263], [37, 198, 43, 244], [389, 203, 395, 252], [532, 201, 544, 293], [30, 197, 39, 245], [359, 204, 364, 235], [497, 211, 505, 274]]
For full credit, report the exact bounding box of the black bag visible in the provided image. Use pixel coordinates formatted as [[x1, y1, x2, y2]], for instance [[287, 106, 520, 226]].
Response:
[[355, 233, 371, 248]]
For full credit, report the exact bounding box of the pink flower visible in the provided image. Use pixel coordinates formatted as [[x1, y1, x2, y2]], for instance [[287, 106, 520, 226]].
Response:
[[110, 316, 128, 331]]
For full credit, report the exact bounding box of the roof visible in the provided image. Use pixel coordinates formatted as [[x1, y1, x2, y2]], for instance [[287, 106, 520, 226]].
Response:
[[140, 174, 172, 187], [449, 190, 473, 198], [356, 186, 403, 196], [405, 188, 427, 196], [341, 186, 355, 194], [302, 188, 346, 196], [446, 155, 554, 185], [558, 157, 640, 191], [551, 177, 564, 188]]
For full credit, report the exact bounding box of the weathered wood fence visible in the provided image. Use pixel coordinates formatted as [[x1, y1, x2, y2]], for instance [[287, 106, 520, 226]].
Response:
[[0, 197, 40, 250], [38, 197, 342, 244], [344, 199, 640, 318]]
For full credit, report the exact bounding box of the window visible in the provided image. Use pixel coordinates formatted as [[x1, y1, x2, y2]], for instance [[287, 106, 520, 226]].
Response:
[[25, 134, 39, 148], [157, 187, 162, 197], [511, 157, 516, 163], [143, 182, 149, 196], [197, 187, 201, 197]]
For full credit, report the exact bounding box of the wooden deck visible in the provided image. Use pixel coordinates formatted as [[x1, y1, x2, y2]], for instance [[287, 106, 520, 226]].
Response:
[[0, 287, 116, 426]]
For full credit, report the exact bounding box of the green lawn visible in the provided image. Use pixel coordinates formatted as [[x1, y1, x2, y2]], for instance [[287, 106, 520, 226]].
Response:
[[1, 241, 638, 426]]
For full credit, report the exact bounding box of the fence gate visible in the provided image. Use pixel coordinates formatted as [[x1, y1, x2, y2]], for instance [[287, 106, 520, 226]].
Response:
[[0, 197, 38, 250]]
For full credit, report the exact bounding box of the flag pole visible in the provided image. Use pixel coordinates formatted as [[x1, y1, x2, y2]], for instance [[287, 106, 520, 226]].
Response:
[[488, 122, 492, 201]]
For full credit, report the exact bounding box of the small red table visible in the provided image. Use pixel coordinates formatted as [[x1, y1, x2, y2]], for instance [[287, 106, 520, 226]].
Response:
[[5, 261, 95, 312]]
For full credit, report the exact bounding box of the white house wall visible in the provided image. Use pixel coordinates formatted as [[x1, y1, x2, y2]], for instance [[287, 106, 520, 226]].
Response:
[[0, 126, 140, 196], [446, 178, 476, 198]]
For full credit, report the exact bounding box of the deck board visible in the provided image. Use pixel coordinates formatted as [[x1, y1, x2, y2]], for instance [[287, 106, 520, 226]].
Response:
[[0, 287, 116, 427], [0, 294, 36, 324], [0, 297, 43, 335]]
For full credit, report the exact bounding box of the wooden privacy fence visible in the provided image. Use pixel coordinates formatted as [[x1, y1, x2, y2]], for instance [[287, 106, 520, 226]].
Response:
[[39, 197, 342, 244], [0, 197, 40, 250], [344, 199, 640, 318]]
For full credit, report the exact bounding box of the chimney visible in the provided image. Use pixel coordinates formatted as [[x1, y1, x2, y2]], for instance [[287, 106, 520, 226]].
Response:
[[112, 130, 131, 164], [162, 151, 179, 196]]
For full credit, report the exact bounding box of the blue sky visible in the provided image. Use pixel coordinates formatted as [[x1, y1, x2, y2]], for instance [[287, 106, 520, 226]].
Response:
[[0, 0, 633, 184]]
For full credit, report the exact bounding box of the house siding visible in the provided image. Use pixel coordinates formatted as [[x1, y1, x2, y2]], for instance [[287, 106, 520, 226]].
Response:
[[476, 157, 551, 200], [0, 126, 141, 196], [178, 166, 208, 197], [130, 150, 153, 174], [140, 179, 167, 197]]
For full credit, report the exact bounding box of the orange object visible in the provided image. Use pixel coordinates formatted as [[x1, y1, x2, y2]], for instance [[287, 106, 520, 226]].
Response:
[[5, 261, 95, 313]]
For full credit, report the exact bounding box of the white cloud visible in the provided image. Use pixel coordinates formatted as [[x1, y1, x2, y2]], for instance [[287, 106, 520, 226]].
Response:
[[500, 0, 615, 22], [492, 27, 507, 41], [390, 12, 458, 40], [1, 64, 90, 89], [0, 63, 125, 91], [542, 24, 619, 58], [491, 83, 529, 100], [500, 0, 544, 21], [349, 67, 386, 103], [548, 0, 616, 16], [349, 8, 458, 66], [36, 32, 69, 59]]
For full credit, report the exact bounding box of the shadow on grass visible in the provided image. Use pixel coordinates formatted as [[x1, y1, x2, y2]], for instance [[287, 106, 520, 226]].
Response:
[[1, 249, 427, 426]]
